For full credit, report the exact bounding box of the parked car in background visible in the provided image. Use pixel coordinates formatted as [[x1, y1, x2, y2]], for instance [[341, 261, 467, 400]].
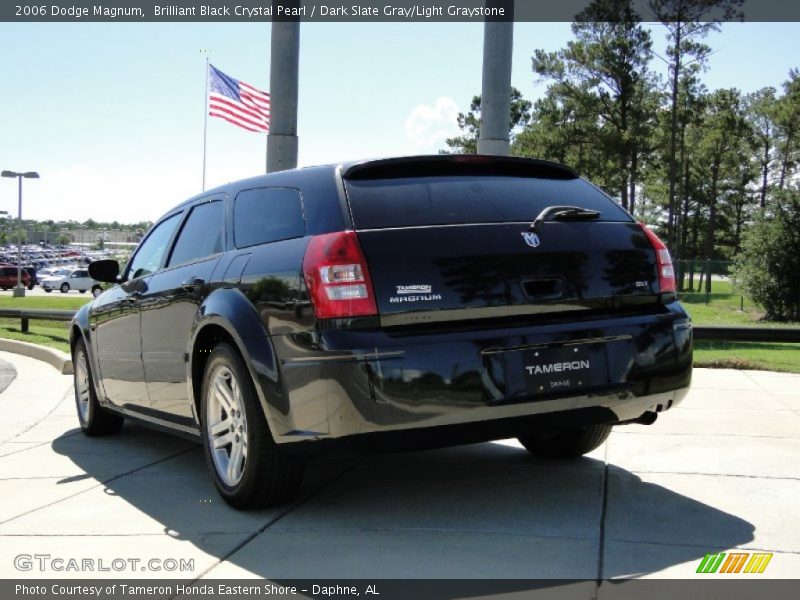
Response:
[[0, 265, 31, 290], [40, 268, 103, 295], [70, 155, 693, 509], [22, 267, 37, 290]]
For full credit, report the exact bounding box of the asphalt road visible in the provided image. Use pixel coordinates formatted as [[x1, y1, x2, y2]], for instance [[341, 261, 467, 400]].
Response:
[[0, 351, 798, 591]]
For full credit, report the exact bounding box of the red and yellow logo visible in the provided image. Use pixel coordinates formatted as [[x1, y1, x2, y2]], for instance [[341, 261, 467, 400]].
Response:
[[697, 552, 772, 574]]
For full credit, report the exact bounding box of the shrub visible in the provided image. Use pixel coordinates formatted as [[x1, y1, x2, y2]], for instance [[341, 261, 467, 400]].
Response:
[[733, 191, 800, 321]]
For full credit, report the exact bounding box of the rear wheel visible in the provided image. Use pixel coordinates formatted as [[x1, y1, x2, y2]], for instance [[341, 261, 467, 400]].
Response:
[[201, 343, 305, 509], [60, 283, 69, 293], [518, 424, 612, 459], [44, 288, 52, 293], [73, 338, 124, 436]]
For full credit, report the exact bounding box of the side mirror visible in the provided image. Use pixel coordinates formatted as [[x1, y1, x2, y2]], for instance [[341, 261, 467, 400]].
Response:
[[89, 259, 120, 283]]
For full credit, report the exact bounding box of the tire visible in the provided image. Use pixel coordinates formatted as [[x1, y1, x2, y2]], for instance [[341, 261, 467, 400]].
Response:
[[92, 285, 103, 298], [60, 283, 69, 293], [27, 284, 34, 291], [44, 288, 52, 293], [72, 338, 124, 436], [201, 343, 305, 509], [518, 424, 612, 459], [79, 289, 86, 294]]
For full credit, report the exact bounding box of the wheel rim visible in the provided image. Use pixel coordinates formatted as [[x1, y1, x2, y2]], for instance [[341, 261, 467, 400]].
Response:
[[74, 348, 90, 423], [206, 365, 248, 487]]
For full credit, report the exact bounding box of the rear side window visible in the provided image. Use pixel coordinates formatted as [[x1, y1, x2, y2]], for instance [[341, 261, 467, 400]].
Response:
[[168, 201, 224, 267], [234, 188, 305, 248], [344, 176, 631, 229]]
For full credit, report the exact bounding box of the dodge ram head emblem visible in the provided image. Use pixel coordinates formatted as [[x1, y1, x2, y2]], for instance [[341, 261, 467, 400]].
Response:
[[522, 232, 541, 248]]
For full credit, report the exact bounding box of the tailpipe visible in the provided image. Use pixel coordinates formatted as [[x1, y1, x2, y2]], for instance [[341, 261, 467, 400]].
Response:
[[618, 411, 659, 426], [636, 411, 658, 425]]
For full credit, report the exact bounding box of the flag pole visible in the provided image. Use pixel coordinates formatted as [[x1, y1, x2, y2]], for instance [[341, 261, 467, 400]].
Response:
[[201, 51, 210, 191]]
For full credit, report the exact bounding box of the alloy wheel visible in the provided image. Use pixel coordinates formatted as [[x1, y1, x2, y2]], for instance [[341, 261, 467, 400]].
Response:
[[206, 365, 248, 487], [74, 347, 90, 424]]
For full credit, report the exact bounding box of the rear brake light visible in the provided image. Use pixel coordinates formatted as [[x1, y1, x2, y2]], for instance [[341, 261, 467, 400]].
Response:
[[639, 223, 676, 295], [302, 231, 378, 319]]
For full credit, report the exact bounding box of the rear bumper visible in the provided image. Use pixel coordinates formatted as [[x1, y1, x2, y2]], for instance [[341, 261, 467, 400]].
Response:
[[265, 304, 693, 450]]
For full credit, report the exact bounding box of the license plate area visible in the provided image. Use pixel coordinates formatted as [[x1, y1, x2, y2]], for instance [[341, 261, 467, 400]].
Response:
[[485, 342, 611, 401]]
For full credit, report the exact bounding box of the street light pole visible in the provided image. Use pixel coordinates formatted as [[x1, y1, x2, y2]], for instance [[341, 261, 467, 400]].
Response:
[[1, 170, 39, 297]]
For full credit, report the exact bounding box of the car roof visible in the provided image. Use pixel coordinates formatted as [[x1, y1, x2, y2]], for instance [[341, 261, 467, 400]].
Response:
[[160, 154, 577, 215]]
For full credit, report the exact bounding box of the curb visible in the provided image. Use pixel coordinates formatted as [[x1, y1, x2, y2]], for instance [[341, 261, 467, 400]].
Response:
[[0, 339, 73, 375]]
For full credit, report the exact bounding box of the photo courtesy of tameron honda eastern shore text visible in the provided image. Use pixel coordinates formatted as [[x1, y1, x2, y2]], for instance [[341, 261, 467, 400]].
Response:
[[70, 155, 693, 509]]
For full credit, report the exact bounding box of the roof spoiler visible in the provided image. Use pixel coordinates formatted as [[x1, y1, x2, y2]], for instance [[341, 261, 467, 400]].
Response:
[[342, 155, 579, 181]]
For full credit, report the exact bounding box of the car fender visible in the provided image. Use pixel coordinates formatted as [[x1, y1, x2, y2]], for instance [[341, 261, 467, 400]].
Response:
[[69, 303, 109, 406], [187, 287, 287, 437]]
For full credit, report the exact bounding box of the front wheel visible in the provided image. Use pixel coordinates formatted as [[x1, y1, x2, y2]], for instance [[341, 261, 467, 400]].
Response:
[[60, 283, 70, 293], [73, 338, 124, 436], [518, 424, 612, 459], [201, 343, 305, 509], [92, 285, 103, 298]]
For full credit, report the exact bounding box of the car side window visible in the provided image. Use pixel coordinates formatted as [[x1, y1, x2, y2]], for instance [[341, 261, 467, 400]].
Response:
[[234, 188, 305, 249], [167, 201, 224, 267], [126, 213, 182, 280]]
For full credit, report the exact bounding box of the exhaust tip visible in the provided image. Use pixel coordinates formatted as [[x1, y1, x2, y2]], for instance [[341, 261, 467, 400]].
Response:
[[637, 411, 658, 425]]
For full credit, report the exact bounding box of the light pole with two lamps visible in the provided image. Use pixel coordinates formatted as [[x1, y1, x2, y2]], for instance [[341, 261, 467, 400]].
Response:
[[0, 170, 39, 297]]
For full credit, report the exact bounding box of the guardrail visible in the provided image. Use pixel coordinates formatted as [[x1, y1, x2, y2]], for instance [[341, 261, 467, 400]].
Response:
[[693, 326, 800, 343], [0, 308, 75, 333], [0, 309, 799, 344]]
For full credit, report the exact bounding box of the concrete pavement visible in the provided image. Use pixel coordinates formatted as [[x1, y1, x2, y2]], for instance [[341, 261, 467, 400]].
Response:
[[0, 350, 798, 586]]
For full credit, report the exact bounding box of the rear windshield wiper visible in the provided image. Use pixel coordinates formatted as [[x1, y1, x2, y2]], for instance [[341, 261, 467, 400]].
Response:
[[531, 205, 601, 232]]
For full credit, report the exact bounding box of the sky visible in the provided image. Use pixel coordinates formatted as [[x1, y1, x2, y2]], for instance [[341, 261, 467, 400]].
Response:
[[0, 20, 798, 224]]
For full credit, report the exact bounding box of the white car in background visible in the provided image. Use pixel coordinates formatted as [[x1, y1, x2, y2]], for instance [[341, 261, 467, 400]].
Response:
[[40, 268, 104, 296]]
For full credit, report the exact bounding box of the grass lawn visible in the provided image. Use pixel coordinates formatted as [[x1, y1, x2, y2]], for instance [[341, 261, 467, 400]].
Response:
[[0, 294, 84, 354], [678, 279, 800, 373], [693, 340, 800, 373]]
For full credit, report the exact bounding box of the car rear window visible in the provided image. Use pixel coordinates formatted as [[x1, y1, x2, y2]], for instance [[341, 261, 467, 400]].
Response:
[[344, 176, 631, 229]]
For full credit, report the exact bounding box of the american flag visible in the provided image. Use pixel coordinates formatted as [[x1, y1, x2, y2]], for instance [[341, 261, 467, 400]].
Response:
[[208, 64, 270, 133]]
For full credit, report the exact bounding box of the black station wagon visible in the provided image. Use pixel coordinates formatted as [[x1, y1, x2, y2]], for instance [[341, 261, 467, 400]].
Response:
[[71, 155, 692, 509]]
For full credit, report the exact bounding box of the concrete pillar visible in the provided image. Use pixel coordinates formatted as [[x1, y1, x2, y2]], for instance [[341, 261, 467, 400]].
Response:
[[266, 9, 300, 173], [477, 2, 514, 156]]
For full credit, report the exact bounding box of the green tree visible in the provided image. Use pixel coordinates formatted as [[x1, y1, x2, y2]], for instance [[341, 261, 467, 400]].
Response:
[[746, 87, 778, 208], [649, 0, 745, 247], [529, 0, 659, 211], [774, 69, 800, 190], [733, 191, 800, 321], [694, 89, 753, 292], [443, 87, 532, 154]]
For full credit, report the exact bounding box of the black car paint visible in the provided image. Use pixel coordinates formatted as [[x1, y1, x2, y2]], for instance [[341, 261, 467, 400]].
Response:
[[71, 158, 692, 453]]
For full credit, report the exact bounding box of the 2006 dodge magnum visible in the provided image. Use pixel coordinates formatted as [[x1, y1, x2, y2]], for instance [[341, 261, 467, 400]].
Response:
[[70, 155, 692, 509]]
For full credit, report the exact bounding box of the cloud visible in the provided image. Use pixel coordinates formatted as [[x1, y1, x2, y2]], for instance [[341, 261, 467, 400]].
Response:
[[404, 97, 461, 151]]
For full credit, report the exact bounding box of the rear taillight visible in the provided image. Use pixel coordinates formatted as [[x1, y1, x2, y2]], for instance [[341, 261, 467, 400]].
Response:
[[639, 223, 676, 295], [302, 231, 378, 319]]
